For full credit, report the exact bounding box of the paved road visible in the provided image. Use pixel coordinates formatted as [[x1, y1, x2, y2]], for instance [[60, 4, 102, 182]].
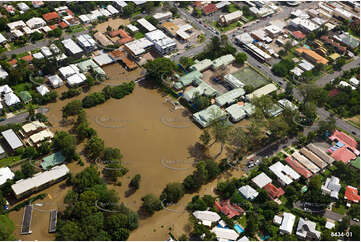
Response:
[[5, 30, 89, 57], [0, 108, 48, 126]]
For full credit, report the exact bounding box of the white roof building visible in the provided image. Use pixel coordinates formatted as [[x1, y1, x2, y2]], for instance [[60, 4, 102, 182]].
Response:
[[339, 81, 356, 90], [77, 34, 97, 51], [4, 92, 20, 106], [49, 44, 60, 54], [246, 84, 277, 100], [107, 5, 119, 15], [40, 46, 52, 57], [154, 11, 173, 21], [62, 39, 83, 55], [192, 210, 221, 227], [145, 29, 177, 55], [11, 164, 69, 199], [1, 129, 23, 150], [215, 1, 231, 9], [224, 74, 244, 88], [7, 20, 26, 30], [17, 2, 30, 11], [0, 65, 8, 79], [265, 25, 282, 36], [127, 24, 139, 33], [279, 212, 296, 235], [26, 17, 46, 29], [238, 185, 259, 200], [36, 85, 50, 96], [296, 218, 321, 240], [211, 227, 239, 241], [114, 0, 127, 8], [333, 7, 353, 20], [29, 129, 54, 144], [93, 53, 114, 66], [273, 215, 283, 225], [0, 167, 15, 186], [252, 172, 272, 188], [325, 221, 335, 230], [235, 33, 254, 45], [11, 29, 24, 38], [22, 121, 46, 134], [289, 17, 320, 32], [299, 59, 314, 71], [59, 64, 80, 78], [0, 33, 6, 44], [290, 66, 304, 77], [66, 73, 87, 86], [321, 176, 341, 199], [137, 18, 157, 32], [278, 99, 298, 111], [79, 14, 90, 23], [99, 8, 111, 17], [350, 77, 359, 87], [291, 9, 309, 19], [33, 52, 44, 59], [48, 74, 64, 88], [125, 38, 154, 56], [219, 10, 243, 25], [269, 162, 300, 186], [0, 85, 13, 94]]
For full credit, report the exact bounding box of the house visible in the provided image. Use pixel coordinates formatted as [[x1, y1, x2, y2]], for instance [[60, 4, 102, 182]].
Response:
[[42, 12, 60, 23], [238, 185, 259, 200], [278, 99, 298, 111], [329, 130, 358, 152], [296, 47, 328, 65], [26, 17, 46, 29], [20, 121, 47, 137], [219, 10, 243, 26], [0, 85, 13, 95], [126, 24, 139, 33], [192, 210, 220, 227], [1, 129, 23, 150], [33, 52, 45, 60], [107, 5, 119, 15], [0, 145, 5, 159], [211, 227, 239, 241], [4, 93, 21, 106], [48, 74, 64, 88], [0, 33, 7, 45], [145, 29, 177, 55], [113, 30, 133, 45], [334, 33, 359, 49], [264, 183, 285, 200], [7, 20, 26, 30], [3, 4, 16, 15], [124, 38, 153, 57], [344, 186, 360, 203], [296, 218, 321, 240], [298, 59, 314, 71], [61, 39, 83, 58], [215, 200, 244, 218], [137, 18, 157, 32], [349, 77, 359, 87], [79, 14, 90, 24], [120, 57, 137, 70], [0, 167, 14, 185], [306, 143, 335, 164], [17, 2, 30, 11], [28, 129, 54, 146], [321, 176, 341, 199], [273, 215, 283, 225], [36, 85, 50, 96], [291, 31, 306, 40], [0, 65, 8, 79], [59, 64, 80, 79], [203, 4, 218, 16], [192, 105, 226, 128], [279, 212, 296, 235], [94, 32, 113, 47], [11, 164, 69, 199], [66, 73, 87, 86], [32, 1, 44, 8], [77, 34, 97, 52], [18, 91, 32, 104], [265, 25, 282, 37], [289, 17, 320, 32], [93, 54, 114, 67], [252, 172, 272, 188], [269, 161, 300, 186]]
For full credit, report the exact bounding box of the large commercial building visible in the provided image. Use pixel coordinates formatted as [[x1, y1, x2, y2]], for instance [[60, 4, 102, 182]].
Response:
[[145, 29, 177, 55]]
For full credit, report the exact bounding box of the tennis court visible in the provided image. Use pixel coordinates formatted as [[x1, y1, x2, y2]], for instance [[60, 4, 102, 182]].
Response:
[[231, 66, 270, 89]]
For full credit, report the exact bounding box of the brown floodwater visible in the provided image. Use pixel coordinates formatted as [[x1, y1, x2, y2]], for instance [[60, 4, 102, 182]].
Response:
[[9, 62, 238, 240]]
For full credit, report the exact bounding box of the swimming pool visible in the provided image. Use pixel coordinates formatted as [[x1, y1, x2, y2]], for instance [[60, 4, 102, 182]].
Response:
[[234, 224, 244, 234], [304, 44, 311, 49]]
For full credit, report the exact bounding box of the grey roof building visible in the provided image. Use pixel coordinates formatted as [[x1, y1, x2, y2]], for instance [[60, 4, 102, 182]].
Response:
[[1, 129, 23, 150]]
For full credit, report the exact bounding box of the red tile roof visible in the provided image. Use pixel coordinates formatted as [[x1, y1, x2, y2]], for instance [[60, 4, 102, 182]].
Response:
[[49, 25, 57, 30], [121, 57, 137, 70], [59, 21, 68, 29], [330, 130, 358, 149], [264, 183, 285, 200], [203, 3, 217, 15], [42, 12, 60, 22], [345, 186, 360, 203], [330, 146, 356, 163], [116, 30, 134, 45], [285, 156, 312, 178], [8, 59, 17, 66], [21, 55, 33, 62], [194, 2, 203, 7], [292, 31, 306, 40], [215, 200, 244, 219], [328, 88, 339, 97], [65, 8, 74, 16]]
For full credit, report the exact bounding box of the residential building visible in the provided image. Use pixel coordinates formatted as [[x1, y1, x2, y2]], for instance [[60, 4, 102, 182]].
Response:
[[127, 24, 139, 33], [0, 33, 6, 44], [107, 5, 119, 15], [76, 34, 97, 52], [192, 210, 220, 227], [264, 183, 285, 200], [238, 185, 259, 200], [265, 25, 282, 37], [269, 161, 300, 186], [66, 73, 87, 86], [42, 12, 60, 22], [33, 52, 44, 60], [215, 1, 231, 9], [279, 212, 296, 235], [0, 167, 14, 185], [40, 46, 52, 57], [296, 47, 328, 65], [349, 77, 359, 87], [17, 2, 30, 11], [48, 74, 64, 88], [1, 129, 23, 150], [246, 84, 277, 100], [296, 218, 321, 240], [59, 64, 80, 79], [299, 148, 328, 169], [333, 7, 353, 20], [154, 11, 173, 21], [79, 14, 90, 23], [7, 20, 26, 30], [176, 24, 193, 41], [61, 39, 83, 58], [321, 176, 341, 199], [334, 32, 359, 49], [36, 85, 50, 96], [18, 91, 32, 104], [93, 54, 114, 66], [137, 18, 157, 32], [4, 92, 21, 106], [344, 186, 360, 203], [306, 143, 335, 164], [94, 32, 113, 47], [203, 4, 218, 15], [252, 172, 272, 188], [26, 17, 46, 29], [211, 227, 239, 241], [145, 29, 177, 55], [285, 156, 312, 179], [124, 38, 153, 57], [291, 31, 306, 40], [0, 145, 5, 159], [28, 129, 54, 146], [298, 59, 314, 71], [192, 104, 226, 128], [32, 1, 44, 8], [20, 121, 47, 137], [215, 200, 244, 219], [0, 65, 8, 79], [11, 164, 69, 199], [278, 99, 298, 111], [219, 10, 243, 26]]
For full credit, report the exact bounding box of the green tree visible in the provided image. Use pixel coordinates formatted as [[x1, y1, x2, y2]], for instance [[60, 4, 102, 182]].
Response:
[[56, 221, 86, 240], [85, 136, 104, 160], [160, 182, 185, 204], [349, 225, 360, 241], [199, 129, 211, 146], [193, 93, 211, 111], [53, 131, 77, 160], [210, 119, 230, 155], [122, 4, 135, 17], [193, 8, 202, 18], [144, 58, 176, 85], [70, 166, 104, 193], [235, 52, 247, 65], [21, 162, 35, 178], [245, 212, 258, 236], [129, 174, 141, 190], [179, 56, 194, 69], [62, 100, 83, 118], [141, 194, 162, 215], [0, 215, 15, 241]]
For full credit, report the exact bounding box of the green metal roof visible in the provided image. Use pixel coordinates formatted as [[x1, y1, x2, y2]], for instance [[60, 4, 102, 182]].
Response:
[[40, 152, 66, 170], [193, 104, 227, 127], [190, 59, 212, 72], [18, 91, 32, 102], [212, 54, 235, 69], [215, 88, 245, 107], [178, 70, 203, 87], [77, 59, 99, 72], [351, 157, 360, 169]]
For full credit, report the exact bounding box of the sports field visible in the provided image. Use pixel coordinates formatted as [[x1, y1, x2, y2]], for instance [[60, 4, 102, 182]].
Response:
[[232, 66, 270, 89]]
